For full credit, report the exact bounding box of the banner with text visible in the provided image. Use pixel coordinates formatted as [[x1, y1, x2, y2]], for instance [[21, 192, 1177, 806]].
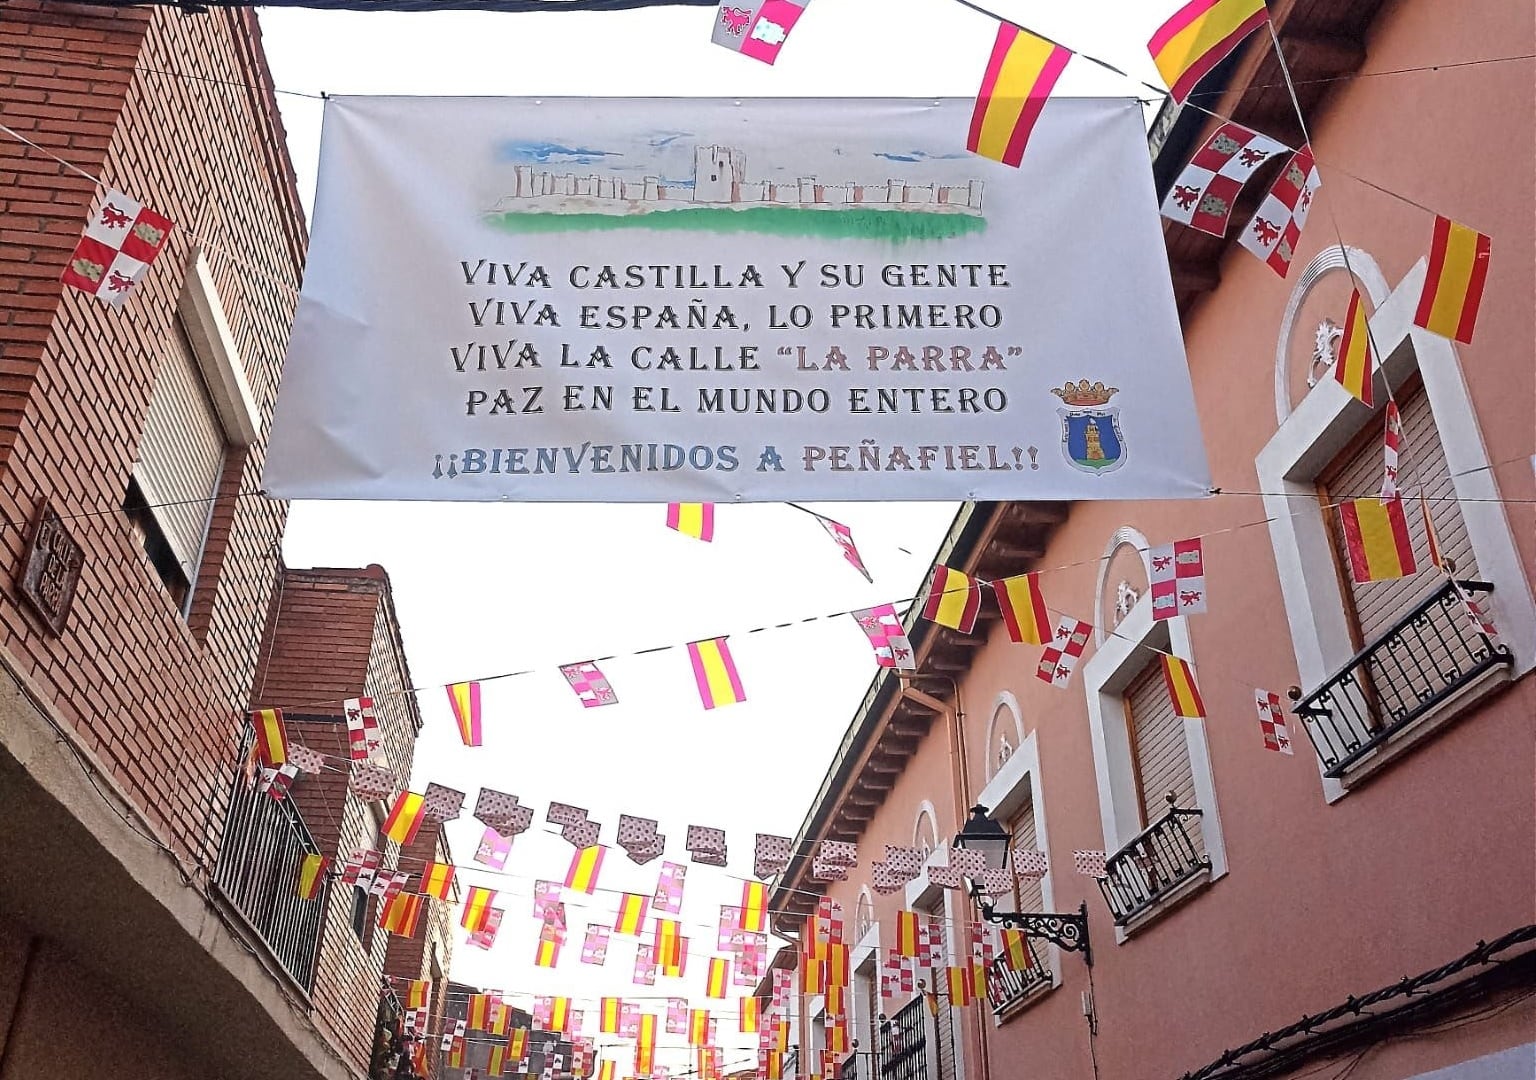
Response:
[[264, 97, 1209, 501]]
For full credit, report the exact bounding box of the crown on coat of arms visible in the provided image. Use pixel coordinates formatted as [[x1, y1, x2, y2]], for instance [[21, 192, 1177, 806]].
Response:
[[1051, 379, 1119, 407]]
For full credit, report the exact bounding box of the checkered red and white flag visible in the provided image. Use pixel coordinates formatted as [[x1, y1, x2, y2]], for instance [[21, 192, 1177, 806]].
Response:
[[1149, 538, 1207, 619], [817, 515, 873, 583], [61, 189, 174, 307], [851, 604, 916, 670], [1237, 145, 1321, 278], [1254, 689, 1295, 755], [1036, 616, 1092, 687], [1161, 122, 1290, 237], [1380, 401, 1402, 499], [560, 661, 619, 708], [344, 697, 383, 762]]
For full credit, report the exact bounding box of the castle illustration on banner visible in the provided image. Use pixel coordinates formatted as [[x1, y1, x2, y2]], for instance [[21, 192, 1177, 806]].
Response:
[[484, 144, 987, 240]]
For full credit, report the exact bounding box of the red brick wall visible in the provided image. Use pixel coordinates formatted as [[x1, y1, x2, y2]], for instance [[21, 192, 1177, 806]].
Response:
[[0, 2, 304, 872]]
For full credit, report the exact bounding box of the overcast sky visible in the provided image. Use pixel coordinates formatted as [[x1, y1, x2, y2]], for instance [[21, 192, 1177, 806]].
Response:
[[259, 0, 1171, 1066]]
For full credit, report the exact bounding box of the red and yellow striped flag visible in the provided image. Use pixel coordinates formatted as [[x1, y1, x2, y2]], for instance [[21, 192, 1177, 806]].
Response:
[[770, 1021, 790, 1053], [667, 502, 716, 542], [705, 957, 730, 998], [1333, 289, 1374, 406], [687, 637, 747, 710], [969, 958, 990, 1001], [966, 24, 1072, 167], [404, 979, 430, 1008], [1161, 655, 1207, 719], [597, 1061, 616, 1080], [895, 911, 921, 957], [994, 572, 1051, 645], [663, 936, 689, 977], [825, 943, 851, 987], [508, 1028, 528, 1059], [251, 707, 289, 769], [945, 966, 976, 1007], [462, 885, 496, 931], [535, 932, 562, 969], [600, 997, 624, 1033], [383, 790, 427, 844], [616, 893, 649, 935], [447, 680, 483, 746], [654, 918, 683, 968], [824, 984, 846, 1020], [469, 993, 495, 1031], [489, 1000, 510, 1036], [1340, 496, 1418, 582], [827, 1019, 850, 1053], [446, 1042, 465, 1069], [488, 1043, 510, 1076], [1000, 929, 1033, 972], [549, 996, 572, 1031], [688, 1008, 711, 1046], [799, 957, 826, 995], [379, 892, 424, 937], [635, 1015, 658, 1073], [763, 1050, 784, 1080], [565, 845, 606, 895], [740, 880, 768, 932], [738, 996, 761, 1034], [420, 861, 455, 901], [922, 566, 981, 633], [1148, 0, 1269, 103], [1414, 216, 1492, 344], [296, 853, 327, 899]]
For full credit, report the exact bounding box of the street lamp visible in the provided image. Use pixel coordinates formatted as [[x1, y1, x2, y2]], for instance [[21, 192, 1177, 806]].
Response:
[[953, 804, 1092, 965]]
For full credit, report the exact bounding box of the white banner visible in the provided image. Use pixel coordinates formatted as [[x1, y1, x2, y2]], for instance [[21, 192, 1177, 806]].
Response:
[[265, 97, 1210, 502]]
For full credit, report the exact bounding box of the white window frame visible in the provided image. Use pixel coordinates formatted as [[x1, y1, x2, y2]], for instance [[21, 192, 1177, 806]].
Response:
[[178, 249, 261, 447], [1081, 570, 1228, 942], [973, 712, 1062, 1006], [912, 803, 939, 855], [1257, 249, 1536, 802], [982, 693, 1025, 782]]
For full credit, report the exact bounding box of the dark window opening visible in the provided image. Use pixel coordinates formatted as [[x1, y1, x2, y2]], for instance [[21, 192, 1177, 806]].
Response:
[[122, 477, 190, 608]]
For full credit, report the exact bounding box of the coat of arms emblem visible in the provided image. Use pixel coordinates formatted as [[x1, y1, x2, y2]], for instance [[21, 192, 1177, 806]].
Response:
[[1052, 379, 1125, 473]]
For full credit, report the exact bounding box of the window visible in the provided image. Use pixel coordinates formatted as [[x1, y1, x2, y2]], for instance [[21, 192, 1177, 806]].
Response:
[[854, 889, 874, 942], [350, 884, 370, 941], [126, 319, 226, 611], [1006, 795, 1045, 916], [1123, 662, 1203, 851], [913, 807, 938, 856]]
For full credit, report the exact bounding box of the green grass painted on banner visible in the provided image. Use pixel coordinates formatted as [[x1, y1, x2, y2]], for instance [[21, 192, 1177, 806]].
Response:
[[484, 206, 987, 242]]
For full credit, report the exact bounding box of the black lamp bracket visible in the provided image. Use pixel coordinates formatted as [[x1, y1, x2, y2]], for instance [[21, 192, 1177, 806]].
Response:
[[977, 899, 1092, 966]]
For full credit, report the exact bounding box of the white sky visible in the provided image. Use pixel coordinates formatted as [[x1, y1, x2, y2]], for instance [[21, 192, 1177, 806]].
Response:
[[260, 0, 1171, 1068]]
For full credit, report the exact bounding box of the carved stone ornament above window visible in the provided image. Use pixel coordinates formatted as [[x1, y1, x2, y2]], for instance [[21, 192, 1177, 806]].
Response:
[[1308, 317, 1342, 387], [1114, 580, 1141, 624], [19, 500, 84, 636]]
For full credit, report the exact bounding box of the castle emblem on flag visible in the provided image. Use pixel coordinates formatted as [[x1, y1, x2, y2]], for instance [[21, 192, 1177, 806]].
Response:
[[1052, 380, 1125, 474]]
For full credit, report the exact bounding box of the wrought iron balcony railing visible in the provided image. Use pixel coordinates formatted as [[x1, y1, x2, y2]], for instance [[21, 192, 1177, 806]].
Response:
[[985, 944, 1050, 1014], [1291, 580, 1512, 778], [879, 996, 928, 1080], [213, 741, 326, 991], [1097, 805, 1209, 926]]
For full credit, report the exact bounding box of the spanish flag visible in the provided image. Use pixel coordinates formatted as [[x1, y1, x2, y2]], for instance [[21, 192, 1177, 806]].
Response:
[[616, 893, 649, 935], [922, 566, 981, 633], [825, 943, 851, 987], [763, 1050, 784, 1080], [1000, 929, 1033, 972], [489, 1000, 510, 1035], [1414, 215, 1492, 344], [1161, 655, 1208, 719], [597, 1061, 616, 1080], [740, 880, 768, 932], [489, 1043, 510, 1076], [770, 1021, 790, 1054], [654, 918, 683, 967], [824, 984, 846, 1018], [383, 790, 427, 844], [895, 911, 921, 957], [968, 959, 990, 1001], [1333, 289, 1374, 405], [966, 23, 1072, 168], [799, 957, 826, 995], [635, 1015, 658, 1074], [447, 681, 483, 747], [252, 708, 289, 769], [688, 1008, 711, 1046], [826, 1019, 850, 1053], [667, 502, 716, 542], [379, 892, 424, 937], [420, 861, 455, 901], [535, 931, 562, 969], [738, 996, 761, 1034], [446, 1042, 465, 1069], [687, 637, 747, 710], [404, 979, 431, 1008], [508, 1028, 528, 1060], [600, 997, 624, 1033], [945, 966, 976, 1007], [462, 885, 496, 931], [549, 996, 572, 1032], [663, 936, 689, 977], [1149, 0, 1268, 102], [1340, 496, 1418, 582], [565, 844, 607, 895], [705, 957, 730, 999], [296, 853, 327, 899], [994, 572, 1051, 645], [469, 993, 496, 1031]]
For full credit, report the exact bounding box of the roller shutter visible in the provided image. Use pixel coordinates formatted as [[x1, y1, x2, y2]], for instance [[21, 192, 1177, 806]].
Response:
[[1125, 664, 1203, 854]]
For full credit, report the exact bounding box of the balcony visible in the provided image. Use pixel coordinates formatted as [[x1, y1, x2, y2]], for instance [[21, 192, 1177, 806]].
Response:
[[985, 945, 1051, 1016], [213, 748, 326, 991], [1097, 805, 1209, 926], [1292, 580, 1513, 779], [879, 996, 927, 1080]]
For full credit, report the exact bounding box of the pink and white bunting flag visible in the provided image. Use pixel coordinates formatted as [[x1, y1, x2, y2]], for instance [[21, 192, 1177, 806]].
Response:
[[1073, 850, 1108, 879], [1149, 538, 1207, 620], [1014, 849, 1050, 878], [547, 802, 590, 827], [560, 661, 619, 708], [534, 880, 566, 924], [979, 868, 1014, 896], [718, 906, 742, 951], [927, 865, 963, 889], [819, 840, 858, 867], [851, 604, 916, 670], [348, 761, 395, 802], [1036, 616, 1092, 687], [817, 515, 873, 582], [812, 858, 849, 882], [1238, 145, 1322, 278], [474, 827, 513, 869], [883, 845, 925, 881], [562, 819, 602, 850], [1254, 689, 1295, 755], [422, 782, 466, 823], [710, 0, 809, 65], [633, 943, 659, 986], [1380, 401, 1402, 498], [947, 848, 987, 878], [666, 998, 689, 1035], [582, 924, 612, 965], [61, 188, 174, 307], [618, 814, 660, 851], [474, 788, 531, 834], [1160, 122, 1289, 237], [653, 861, 687, 914], [287, 744, 327, 775], [626, 833, 666, 865], [753, 833, 793, 878], [344, 697, 384, 762]]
